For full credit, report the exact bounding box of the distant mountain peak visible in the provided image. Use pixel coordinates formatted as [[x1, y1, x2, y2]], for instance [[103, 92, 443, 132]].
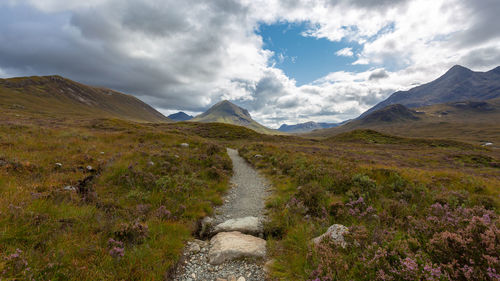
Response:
[[278, 120, 339, 133], [208, 100, 252, 119], [191, 100, 278, 134], [359, 64, 500, 117], [448, 64, 471, 72], [167, 111, 193, 122]]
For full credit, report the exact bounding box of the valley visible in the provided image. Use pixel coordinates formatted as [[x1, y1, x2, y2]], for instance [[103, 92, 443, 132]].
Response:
[[1, 66, 499, 281]]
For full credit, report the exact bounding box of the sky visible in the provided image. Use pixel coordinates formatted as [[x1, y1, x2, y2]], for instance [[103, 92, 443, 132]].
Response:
[[1, 0, 500, 128]]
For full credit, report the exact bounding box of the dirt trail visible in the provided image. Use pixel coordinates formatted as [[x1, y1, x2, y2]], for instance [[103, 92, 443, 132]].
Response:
[[174, 148, 270, 281]]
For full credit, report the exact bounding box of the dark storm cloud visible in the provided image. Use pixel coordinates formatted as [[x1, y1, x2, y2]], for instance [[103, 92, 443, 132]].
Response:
[[452, 0, 500, 48], [0, 0, 252, 112], [460, 47, 500, 70]]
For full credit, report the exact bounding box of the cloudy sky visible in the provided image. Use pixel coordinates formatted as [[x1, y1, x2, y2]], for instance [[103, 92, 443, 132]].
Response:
[[1, 0, 500, 127]]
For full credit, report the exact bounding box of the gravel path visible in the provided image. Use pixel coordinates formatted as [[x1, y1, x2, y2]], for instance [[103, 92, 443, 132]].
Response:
[[213, 148, 270, 224], [173, 148, 270, 281]]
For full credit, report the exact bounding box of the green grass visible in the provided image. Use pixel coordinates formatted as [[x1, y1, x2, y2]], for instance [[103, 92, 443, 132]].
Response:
[[0, 116, 232, 280], [238, 133, 500, 280], [1, 106, 499, 280]]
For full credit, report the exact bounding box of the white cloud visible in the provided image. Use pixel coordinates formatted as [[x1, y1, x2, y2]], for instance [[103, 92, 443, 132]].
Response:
[[335, 47, 354, 57], [1, 0, 500, 127]]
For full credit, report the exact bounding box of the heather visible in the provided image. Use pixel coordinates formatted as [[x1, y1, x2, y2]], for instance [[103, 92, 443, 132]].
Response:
[[0, 117, 232, 280], [239, 134, 499, 281], [1, 110, 499, 280]]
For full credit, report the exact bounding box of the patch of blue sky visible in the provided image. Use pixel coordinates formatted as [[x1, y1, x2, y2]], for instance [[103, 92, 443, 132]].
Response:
[[257, 21, 369, 85]]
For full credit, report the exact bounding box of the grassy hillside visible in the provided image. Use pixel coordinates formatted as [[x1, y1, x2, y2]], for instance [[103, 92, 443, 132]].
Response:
[[0, 75, 170, 123]]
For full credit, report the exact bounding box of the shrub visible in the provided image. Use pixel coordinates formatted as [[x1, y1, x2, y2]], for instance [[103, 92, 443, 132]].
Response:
[[115, 222, 149, 244]]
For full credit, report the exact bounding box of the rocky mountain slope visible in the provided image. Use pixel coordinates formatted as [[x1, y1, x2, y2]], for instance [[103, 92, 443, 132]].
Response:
[[0, 75, 169, 122], [361, 65, 500, 117], [191, 100, 280, 135]]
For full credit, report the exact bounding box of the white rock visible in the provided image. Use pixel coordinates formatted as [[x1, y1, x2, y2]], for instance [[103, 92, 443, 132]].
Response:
[[312, 224, 349, 248], [55, 162, 62, 168], [208, 231, 266, 265], [213, 216, 263, 235], [86, 165, 93, 171], [63, 185, 76, 191], [180, 143, 189, 147]]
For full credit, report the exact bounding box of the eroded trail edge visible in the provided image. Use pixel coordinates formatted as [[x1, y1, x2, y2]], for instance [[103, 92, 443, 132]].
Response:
[[174, 148, 270, 281]]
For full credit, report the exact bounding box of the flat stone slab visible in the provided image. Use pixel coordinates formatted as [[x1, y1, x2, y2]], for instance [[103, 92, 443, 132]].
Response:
[[208, 231, 266, 265], [213, 216, 263, 235]]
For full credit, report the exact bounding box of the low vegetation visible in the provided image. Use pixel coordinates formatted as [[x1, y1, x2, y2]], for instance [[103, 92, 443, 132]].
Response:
[[1, 105, 499, 281], [239, 130, 499, 280], [0, 116, 232, 280]]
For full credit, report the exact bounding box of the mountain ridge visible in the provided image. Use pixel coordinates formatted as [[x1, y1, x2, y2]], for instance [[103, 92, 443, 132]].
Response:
[[278, 121, 339, 133], [0, 75, 170, 123], [360, 65, 500, 118]]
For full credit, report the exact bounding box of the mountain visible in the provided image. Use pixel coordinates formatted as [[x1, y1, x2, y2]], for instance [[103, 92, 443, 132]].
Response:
[[190, 100, 279, 134], [359, 104, 421, 124], [361, 65, 500, 117], [278, 121, 339, 133], [168, 111, 193, 121], [0, 75, 169, 122], [307, 97, 500, 144]]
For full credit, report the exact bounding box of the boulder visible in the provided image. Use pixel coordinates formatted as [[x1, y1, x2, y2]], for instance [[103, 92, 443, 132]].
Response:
[[208, 231, 266, 265], [213, 216, 263, 235], [180, 143, 189, 148], [312, 224, 349, 248]]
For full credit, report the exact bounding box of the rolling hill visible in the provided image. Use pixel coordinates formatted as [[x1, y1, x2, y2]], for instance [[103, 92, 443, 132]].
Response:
[[0, 75, 170, 122], [190, 100, 280, 134], [168, 111, 193, 121], [278, 121, 339, 133], [361, 65, 500, 117]]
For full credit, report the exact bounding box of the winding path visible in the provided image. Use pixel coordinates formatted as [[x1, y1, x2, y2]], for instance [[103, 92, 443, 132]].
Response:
[[174, 148, 270, 281]]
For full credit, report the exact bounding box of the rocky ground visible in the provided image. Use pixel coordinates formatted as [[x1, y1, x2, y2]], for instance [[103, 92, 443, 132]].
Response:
[[173, 148, 271, 281]]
